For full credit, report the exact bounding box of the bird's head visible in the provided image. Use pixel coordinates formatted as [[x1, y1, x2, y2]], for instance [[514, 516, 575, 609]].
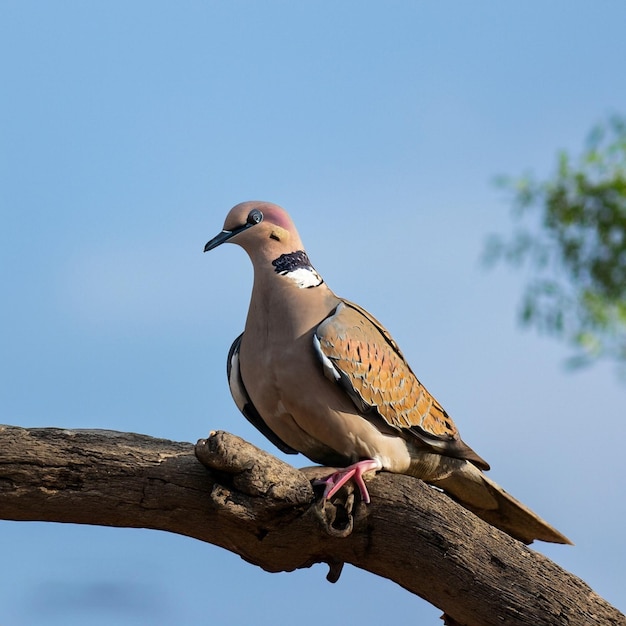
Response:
[[205, 201, 324, 289], [204, 201, 303, 258]]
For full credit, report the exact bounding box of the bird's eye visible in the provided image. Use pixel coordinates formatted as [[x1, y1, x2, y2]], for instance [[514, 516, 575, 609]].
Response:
[[247, 209, 263, 225]]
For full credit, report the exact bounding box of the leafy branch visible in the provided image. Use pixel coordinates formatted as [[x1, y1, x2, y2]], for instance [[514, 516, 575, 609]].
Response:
[[485, 115, 626, 370]]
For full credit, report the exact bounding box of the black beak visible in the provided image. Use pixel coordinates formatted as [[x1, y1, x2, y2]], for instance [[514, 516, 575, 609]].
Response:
[[204, 209, 264, 252], [204, 229, 236, 252]]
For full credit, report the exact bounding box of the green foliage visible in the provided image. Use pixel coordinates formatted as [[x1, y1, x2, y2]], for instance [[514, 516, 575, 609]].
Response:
[[485, 115, 626, 370]]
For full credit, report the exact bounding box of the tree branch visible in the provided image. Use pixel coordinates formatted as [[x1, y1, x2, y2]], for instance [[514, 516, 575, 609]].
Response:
[[0, 425, 623, 626]]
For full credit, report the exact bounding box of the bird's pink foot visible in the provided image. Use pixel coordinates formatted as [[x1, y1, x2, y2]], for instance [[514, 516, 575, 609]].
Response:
[[315, 459, 382, 504]]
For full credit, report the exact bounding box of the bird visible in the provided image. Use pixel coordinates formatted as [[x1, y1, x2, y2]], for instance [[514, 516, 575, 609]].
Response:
[[204, 201, 572, 545]]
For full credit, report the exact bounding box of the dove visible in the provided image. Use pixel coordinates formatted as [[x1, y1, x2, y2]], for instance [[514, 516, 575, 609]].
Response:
[[204, 201, 572, 545]]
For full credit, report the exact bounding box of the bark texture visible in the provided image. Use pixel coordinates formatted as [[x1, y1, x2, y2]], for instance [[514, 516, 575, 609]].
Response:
[[0, 425, 623, 626]]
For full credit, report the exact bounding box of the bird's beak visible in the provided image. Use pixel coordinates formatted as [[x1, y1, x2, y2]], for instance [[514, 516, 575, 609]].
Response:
[[204, 229, 236, 252], [205, 208, 267, 252]]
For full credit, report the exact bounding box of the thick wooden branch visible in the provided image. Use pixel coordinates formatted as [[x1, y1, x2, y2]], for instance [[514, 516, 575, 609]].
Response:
[[0, 425, 623, 626]]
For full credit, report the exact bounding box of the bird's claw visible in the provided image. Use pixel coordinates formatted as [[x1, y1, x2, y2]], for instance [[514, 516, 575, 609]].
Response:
[[314, 459, 382, 504]]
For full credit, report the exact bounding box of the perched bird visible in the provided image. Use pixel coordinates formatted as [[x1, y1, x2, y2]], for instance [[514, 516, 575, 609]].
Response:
[[204, 201, 572, 545]]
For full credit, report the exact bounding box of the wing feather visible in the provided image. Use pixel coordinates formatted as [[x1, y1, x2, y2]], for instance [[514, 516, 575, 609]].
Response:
[[315, 301, 489, 469]]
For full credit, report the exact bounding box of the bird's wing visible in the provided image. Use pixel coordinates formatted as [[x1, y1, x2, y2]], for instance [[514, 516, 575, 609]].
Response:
[[227, 333, 298, 455], [314, 301, 489, 470]]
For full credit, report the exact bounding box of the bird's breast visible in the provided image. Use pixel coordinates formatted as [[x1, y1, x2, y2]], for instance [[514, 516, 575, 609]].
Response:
[[238, 328, 412, 472]]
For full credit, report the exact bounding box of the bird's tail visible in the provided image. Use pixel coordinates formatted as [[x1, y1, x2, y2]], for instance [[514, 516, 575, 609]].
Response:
[[426, 460, 572, 545]]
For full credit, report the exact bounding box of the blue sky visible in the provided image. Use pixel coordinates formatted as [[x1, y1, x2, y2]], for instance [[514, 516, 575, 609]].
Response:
[[1, 2, 625, 623]]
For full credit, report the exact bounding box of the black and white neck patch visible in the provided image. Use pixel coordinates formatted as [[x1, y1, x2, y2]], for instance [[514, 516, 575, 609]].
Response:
[[272, 250, 324, 288]]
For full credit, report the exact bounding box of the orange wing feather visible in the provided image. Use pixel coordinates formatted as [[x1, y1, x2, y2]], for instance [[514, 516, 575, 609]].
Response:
[[316, 300, 489, 469]]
